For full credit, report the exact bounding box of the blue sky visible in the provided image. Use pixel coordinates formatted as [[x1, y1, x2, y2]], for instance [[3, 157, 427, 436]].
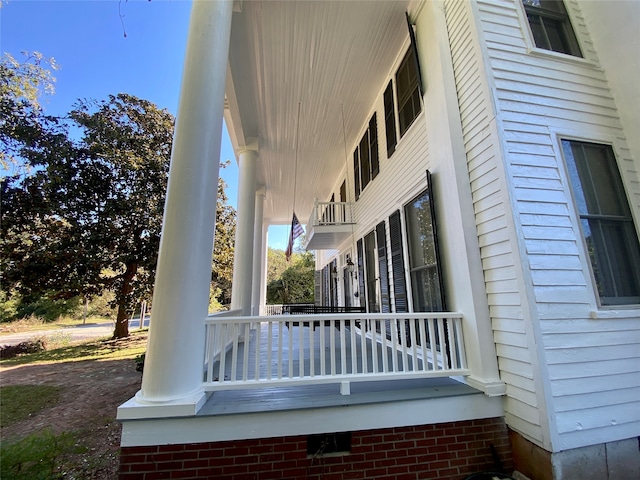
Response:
[[1, 0, 290, 249]]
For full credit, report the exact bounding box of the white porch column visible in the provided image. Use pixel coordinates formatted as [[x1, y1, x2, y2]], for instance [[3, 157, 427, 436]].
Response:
[[230, 148, 258, 315], [259, 226, 269, 314], [251, 187, 266, 315], [129, 0, 233, 412]]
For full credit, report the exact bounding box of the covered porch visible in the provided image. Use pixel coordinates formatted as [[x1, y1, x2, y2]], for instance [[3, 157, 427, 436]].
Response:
[[118, 0, 505, 437]]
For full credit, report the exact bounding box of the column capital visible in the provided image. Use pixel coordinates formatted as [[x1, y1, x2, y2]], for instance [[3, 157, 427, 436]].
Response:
[[237, 138, 259, 156]]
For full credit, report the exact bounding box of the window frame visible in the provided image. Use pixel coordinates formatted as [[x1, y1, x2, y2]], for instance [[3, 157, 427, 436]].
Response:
[[558, 137, 640, 307], [521, 0, 582, 58]]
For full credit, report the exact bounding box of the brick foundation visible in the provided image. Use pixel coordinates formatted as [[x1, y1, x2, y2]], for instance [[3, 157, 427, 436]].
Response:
[[119, 417, 512, 479]]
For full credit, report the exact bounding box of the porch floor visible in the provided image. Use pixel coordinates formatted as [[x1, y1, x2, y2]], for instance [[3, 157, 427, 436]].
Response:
[[198, 376, 479, 416]]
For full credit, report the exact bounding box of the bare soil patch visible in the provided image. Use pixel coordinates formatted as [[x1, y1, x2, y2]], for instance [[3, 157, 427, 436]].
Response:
[[0, 335, 145, 479]]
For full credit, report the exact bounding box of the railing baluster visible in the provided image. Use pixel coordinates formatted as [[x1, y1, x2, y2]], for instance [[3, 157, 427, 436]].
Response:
[[288, 322, 294, 379], [410, 320, 418, 373], [254, 322, 261, 381], [381, 319, 389, 373], [340, 319, 346, 375], [309, 322, 315, 377], [320, 320, 326, 376], [277, 321, 283, 379], [267, 321, 273, 380], [242, 323, 250, 381], [330, 321, 336, 375], [360, 319, 368, 373], [419, 318, 428, 372], [299, 321, 304, 378], [400, 320, 408, 372], [447, 318, 458, 369], [427, 318, 437, 370], [350, 319, 357, 374], [218, 324, 226, 383], [391, 318, 399, 372], [231, 324, 239, 381], [371, 320, 379, 374], [437, 317, 449, 369]]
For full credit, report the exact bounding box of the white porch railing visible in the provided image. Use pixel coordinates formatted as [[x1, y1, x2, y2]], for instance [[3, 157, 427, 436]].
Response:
[[203, 312, 468, 393], [308, 201, 354, 226], [204, 309, 242, 367]]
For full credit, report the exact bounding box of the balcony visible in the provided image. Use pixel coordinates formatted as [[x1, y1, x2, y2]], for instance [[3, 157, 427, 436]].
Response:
[[203, 311, 469, 395], [304, 200, 356, 250]]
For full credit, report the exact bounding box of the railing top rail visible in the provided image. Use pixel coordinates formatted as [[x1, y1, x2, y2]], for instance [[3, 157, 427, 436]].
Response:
[[207, 309, 242, 318], [205, 311, 463, 325]]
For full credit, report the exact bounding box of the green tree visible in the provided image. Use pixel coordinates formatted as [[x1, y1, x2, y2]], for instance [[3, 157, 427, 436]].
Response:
[[1, 93, 174, 338], [0, 52, 58, 175], [211, 161, 236, 307], [266, 250, 315, 304]]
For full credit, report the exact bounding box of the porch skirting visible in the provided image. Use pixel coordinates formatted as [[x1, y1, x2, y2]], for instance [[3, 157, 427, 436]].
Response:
[[119, 417, 513, 479]]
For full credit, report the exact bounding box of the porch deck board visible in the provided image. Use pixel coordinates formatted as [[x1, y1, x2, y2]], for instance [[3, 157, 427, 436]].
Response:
[[200, 322, 478, 416]]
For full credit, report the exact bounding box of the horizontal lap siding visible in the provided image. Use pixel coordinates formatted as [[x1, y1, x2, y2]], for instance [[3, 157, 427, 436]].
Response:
[[444, 0, 543, 445], [478, 0, 640, 450]]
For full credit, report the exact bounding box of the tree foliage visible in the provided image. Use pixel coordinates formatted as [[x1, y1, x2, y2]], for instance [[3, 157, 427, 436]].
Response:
[[1, 53, 237, 334], [211, 161, 236, 307], [266, 250, 315, 305], [0, 52, 58, 174], [1, 93, 174, 338]]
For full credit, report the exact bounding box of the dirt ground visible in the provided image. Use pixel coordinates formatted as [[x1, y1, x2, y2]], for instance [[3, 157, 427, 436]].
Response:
[[0, 337, 145, 479]]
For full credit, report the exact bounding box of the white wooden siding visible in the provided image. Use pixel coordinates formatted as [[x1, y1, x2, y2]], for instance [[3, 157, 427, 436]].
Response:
[[444, 0, 547, 447], [475, 0, 640, 452]]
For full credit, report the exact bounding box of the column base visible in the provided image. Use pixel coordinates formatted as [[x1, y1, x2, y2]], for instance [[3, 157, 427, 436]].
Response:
[[117, 389, 208, 420], [464, 375, 507, 396]]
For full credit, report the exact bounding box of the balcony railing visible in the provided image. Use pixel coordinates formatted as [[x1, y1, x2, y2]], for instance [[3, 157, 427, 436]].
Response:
[[203, 312, 468, 394], [305, 201, 356, 250], [308, 201, 354, 226]]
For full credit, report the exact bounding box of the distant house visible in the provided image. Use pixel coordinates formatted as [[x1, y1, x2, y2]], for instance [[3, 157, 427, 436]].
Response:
[[117, 1, 640, 479]]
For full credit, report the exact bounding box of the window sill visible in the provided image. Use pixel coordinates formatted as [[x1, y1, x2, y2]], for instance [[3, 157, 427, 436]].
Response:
[[589, 307, 640, 320], [527, 47, 600, 70]]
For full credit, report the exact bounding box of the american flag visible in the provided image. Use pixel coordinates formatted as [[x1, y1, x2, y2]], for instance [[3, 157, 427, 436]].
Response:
[[285, 212, 304, 261]]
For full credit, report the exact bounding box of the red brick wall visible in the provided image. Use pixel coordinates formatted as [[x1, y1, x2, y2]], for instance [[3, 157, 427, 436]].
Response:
[[119, 417, 512, 479]]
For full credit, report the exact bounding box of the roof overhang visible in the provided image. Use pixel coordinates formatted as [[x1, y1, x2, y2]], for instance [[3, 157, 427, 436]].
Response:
[[224, 0, 414, 225]]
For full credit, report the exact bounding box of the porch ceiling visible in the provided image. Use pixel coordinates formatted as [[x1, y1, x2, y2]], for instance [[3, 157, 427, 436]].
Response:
[[225, 0, 412, 225]]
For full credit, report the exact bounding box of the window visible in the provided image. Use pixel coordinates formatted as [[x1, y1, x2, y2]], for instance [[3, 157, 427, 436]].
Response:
[[396, 48, 422, 137], [404, 172, 445, 312], [562, 140, 640, 305], [522, 0, 582, 57], [356, 222, 391, 314], [353, 113, 379, 200]]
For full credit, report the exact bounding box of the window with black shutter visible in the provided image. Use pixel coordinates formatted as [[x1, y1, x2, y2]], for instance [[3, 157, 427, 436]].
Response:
[[389, 210, 408, 313], [404, 172, 446, 312], [396, 48, 422, 138], [383, 81, 397, 158], [353, 114, 379, 200], [376, 221, 391, 313]]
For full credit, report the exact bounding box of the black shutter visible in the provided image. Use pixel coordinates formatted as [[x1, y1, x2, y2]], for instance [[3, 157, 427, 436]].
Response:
[[370, 113, 379, 180], [353, 150, 360, 201], [384, 81, 397, 157], [376, 221, 391, 313], [389, 210, 408, 313], [360, 132, 370, 190], [356, 238, 366, 309], [406, 12, 424, 98], [426, 170, 447, 311], [314, 270, 322, 306]]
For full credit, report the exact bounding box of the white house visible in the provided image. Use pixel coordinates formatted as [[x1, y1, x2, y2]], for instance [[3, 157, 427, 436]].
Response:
[[117, 1, 640, 479]]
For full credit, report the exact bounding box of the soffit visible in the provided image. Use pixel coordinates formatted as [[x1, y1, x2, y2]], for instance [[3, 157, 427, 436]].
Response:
[[226, 0, 412, 224]]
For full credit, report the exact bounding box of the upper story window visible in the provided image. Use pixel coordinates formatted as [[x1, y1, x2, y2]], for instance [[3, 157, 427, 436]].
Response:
[[353, 113, 379, 201], [561, 140, 640, 305], [522, 0, 582, 57], [384, 48, 422, 158]]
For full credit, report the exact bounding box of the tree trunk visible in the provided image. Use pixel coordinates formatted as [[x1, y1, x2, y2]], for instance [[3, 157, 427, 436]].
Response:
[[112, 263, 137, 339]]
